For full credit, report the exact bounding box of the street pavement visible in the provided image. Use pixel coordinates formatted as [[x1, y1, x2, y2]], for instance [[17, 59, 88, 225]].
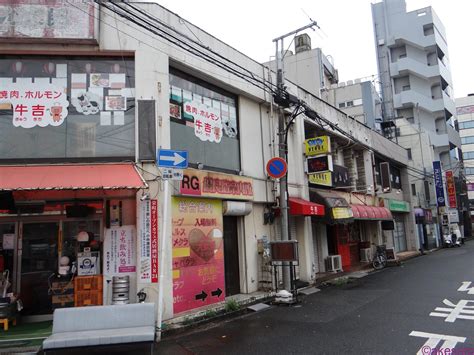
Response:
[[156, 240, 474, 354]]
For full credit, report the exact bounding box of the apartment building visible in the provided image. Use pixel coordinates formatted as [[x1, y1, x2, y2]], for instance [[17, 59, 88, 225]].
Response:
[[372, 0, 463, 246]]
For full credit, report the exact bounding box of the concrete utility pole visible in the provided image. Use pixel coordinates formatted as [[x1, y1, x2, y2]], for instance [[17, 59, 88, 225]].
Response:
[[273, 21, 318, 291]]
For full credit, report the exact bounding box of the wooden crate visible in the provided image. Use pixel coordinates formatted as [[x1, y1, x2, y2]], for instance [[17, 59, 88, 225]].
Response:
[[74, 275, 103, 292], [74, 290, 103, 307]]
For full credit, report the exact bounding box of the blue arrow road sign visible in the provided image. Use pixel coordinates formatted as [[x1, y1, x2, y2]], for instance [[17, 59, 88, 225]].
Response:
[[157, 149, 188, 169]]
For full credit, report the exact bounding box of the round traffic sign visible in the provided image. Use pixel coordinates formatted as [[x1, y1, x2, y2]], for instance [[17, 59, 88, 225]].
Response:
[[266, 157, 288, 179]]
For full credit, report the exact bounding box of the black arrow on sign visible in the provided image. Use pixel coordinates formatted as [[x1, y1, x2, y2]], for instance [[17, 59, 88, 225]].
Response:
[[195, 291, 207, 301], [211, 288, 223, 298]]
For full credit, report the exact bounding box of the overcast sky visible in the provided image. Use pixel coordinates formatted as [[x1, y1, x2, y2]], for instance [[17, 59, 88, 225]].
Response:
[[155, 0, 474, 98]]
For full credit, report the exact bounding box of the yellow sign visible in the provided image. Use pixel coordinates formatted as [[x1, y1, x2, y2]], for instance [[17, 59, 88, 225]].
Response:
[[332, 207, 352, 220], [308, 172, 332, 186], [305, 136, 331, 156]]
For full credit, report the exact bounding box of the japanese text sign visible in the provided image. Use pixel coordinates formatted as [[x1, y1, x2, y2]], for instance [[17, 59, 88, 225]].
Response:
[[184, 100, 223, 143], [445, 170, 457, 208], [103, 225, 136, 275], [304, 136, 331, 156], [0, 83, 69, 128], [179, 169, 253, 200], [308, 172, 332, 187], [139, 199, 159, 283], [171, 197, 225, 314]]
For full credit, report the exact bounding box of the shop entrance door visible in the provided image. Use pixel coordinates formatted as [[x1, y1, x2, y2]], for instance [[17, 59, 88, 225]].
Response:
[[223, 216, 240, 296], [392, 215, 407, 253], [20, 222, 59, 315]]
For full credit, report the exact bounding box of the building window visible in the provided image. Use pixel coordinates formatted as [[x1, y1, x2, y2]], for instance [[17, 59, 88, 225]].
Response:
[[465, 167, 474, 175], [402, 85, 411, 91], [169, 69, 240, 172], [338, 102, 346, 108], [346, 101, 354, 107], [407, 148, 412, 160], [390, 165, 402, 190], [461, 136, 474, 145], [463, 151, 474, 160], [459, 121, 474, 130], [0, 56, 135, 160], [399, 53, 407, 59], [411, 183, 416, 196]]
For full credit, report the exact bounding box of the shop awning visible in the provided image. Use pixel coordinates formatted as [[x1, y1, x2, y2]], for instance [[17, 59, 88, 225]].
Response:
[[309, 189, 353, 224], [289, 197, 325, 216], [0, 163, 147, 191], [351, 204, 392, 221]]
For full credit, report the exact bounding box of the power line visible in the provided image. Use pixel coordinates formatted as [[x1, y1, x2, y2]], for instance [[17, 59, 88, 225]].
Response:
[[96, 1, 276, 94]]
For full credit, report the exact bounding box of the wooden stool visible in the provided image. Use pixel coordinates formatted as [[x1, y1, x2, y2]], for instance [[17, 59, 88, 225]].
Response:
[[0, 317, 16, 331]]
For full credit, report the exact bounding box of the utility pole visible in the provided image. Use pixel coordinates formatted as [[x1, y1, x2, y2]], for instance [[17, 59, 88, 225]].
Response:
[[273, 21, 318, 291]]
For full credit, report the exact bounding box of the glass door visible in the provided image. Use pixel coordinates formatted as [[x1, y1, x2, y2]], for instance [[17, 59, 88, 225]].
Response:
[[20, 222, 59, 315]]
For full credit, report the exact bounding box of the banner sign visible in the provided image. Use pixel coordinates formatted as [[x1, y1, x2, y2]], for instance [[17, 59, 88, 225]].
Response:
[[184, 100, 223, 143], [308, 172, 332, 187], [445, 170, 457, 208], [304, 136, 331, 156], [103, 225, 136, 275], [433, 161, 445, 207], [0, 83, 69, 128], [180, 169, 253, 200], [307, 155, 333, 174], [172, 197, 225, 314], [139, 199, 159, 283], [387, 199, 410, 212]]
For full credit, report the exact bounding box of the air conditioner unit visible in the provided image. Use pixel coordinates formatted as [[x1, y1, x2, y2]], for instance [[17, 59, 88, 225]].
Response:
[[325, 255, 342, 273], [360, 248, 371, 262]]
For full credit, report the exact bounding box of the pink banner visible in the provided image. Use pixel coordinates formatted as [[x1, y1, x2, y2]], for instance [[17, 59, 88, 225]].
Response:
[[151, 199, 159, 283], [172, 197, 225, 314]]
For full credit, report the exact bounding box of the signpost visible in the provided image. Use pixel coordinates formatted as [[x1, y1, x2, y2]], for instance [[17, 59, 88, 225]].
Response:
[[157, 149, 188, 169], [266, 157, 288, 179], [156, 148, 187, 340]]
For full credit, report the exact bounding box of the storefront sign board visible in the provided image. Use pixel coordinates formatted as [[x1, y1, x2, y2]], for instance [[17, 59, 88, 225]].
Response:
[[445, 170, 457, 208], [308, 172, 332, 186], [179, 169, 253, 200], [388, 199, 410, 212], [0, 83, 69, 128], [184, 100, 223, 143], [306, 155, 333, 174], [304, 136, 331, 156], [171, 197, 225, 314], [139, 199, 159, 283], [104, 225, 136, 275], [332, 207, 352, 220]]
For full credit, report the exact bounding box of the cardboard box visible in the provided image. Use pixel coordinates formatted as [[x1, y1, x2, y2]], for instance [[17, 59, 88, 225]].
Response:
[[52, 294, 74, 305]]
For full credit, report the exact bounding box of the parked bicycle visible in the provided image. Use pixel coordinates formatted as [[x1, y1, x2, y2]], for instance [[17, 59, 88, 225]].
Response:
[[372, 244, 387, 270]]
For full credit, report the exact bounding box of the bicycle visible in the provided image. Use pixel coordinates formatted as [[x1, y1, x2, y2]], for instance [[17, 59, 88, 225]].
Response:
[[372, 244, 387, 270]]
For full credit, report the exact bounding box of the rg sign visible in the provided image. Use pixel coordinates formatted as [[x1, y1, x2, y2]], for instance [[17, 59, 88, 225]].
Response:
[[181, 174, 201, 196]]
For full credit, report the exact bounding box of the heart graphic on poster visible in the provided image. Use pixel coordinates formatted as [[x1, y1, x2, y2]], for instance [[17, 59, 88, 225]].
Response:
[[188, 228, 222, 262]]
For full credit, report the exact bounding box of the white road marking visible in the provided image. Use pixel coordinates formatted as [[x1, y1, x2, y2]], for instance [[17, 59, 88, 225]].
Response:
[[429, 299, 474, 322], [458, 281, 474, 295], [409, 331, 466, 355]]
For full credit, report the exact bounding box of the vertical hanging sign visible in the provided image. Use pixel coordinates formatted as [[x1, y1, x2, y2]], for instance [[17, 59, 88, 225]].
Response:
[[150, 199, 159, 283], [445, 170, 457, 208], [139, 199, 159, 283], [433, 161, 445, 207]]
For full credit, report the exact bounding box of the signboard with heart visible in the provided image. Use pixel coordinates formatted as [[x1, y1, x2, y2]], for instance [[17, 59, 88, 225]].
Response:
[[171, 197, 225, 314]]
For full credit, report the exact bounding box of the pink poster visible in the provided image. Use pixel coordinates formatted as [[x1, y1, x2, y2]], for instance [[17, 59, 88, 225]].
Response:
[[172, 197, 225, 314]]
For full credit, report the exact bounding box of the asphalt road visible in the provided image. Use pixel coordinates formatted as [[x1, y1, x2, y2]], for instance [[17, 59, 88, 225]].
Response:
[[156, 240, 474, 354]]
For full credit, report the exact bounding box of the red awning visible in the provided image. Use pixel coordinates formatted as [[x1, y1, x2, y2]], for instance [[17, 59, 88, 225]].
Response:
[[0, 163, 147, 191], [351, 204, 392, 221], [289, 197, 325, 216]]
